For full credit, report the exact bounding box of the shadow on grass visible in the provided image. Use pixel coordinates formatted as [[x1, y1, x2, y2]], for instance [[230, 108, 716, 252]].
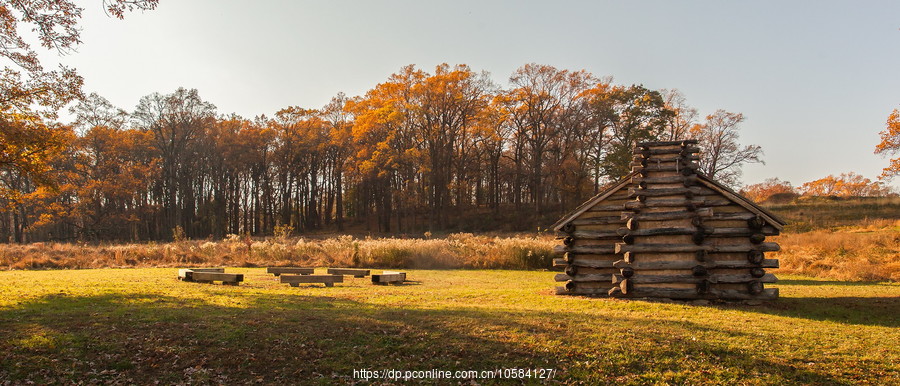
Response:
[[738, 296, 900, 328], [0, 292, 852, 384], [777, 279, 896, 287]]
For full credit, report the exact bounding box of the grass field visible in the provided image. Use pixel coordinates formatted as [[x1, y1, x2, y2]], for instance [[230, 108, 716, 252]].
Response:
[[1, 268, 897, 384]]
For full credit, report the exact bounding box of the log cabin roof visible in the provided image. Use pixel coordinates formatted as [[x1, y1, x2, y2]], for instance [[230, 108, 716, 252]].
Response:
[[549, 172, 637, 231], [551, 171, 787, 232]]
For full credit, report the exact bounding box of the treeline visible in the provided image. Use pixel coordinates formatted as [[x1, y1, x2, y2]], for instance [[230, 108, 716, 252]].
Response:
[[741, 173, 896, 203], [2, 63, 763, 242]]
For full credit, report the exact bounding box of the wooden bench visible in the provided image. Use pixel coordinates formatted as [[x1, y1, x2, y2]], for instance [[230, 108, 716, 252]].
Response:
[[280, 274, 343, 287], [178, 268, 243, 285], [372, 271, 406, 285], [266, 267, 315, 276], [178, 268, 224, 280], [327, 268, 370, 278]]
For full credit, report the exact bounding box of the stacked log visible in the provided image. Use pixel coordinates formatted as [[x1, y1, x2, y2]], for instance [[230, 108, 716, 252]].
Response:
[[554, 140, 781, 301], [553, 178, 631, 295]]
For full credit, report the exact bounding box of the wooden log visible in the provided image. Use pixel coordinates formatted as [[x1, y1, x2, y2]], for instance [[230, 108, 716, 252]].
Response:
[[747, 281, 764, 295], [709, 212, 760, 221], [625, 197, 732, 210], [631, 174, 700, 186], [571, 216, 625, 226], [632, 145, 700, 155], [585, 203, 628, 212], [327, 268, 371, 278], [575, 226, 779, 239], [747, 250, 764, 264], [372, 271, 406, 284], [552, 258, 567, 267], [692, 265, 708, 276], [632, 162, 699, 173], [565, 265, 578, 277], [190, 272, 244, 284], [630, 158, 700, 168], [266, 267, 315, 276], [749, 233, 766, 244], [747, 215, 766, 230], [695, 250, 707, 262], [620, 266, 635, 278], [566, 257, 618, 268], [281, 274, 344, 287], [633, 154, 701, 164], [615, 242, 780, 254], [627, 218, 639, 230], [692, 229, 706, 245], [558, 286, 612, 296], [697, 280, 711, 294], [611, 273, 777, 284], [613, 259, 780, 270], [554, 245, 617, 255], [570, 230, 622, 240], [561, 223, 576, 234], [628, 187, 707, 198], [556, 273, 614, 282], [609, 287, 779, 300], [750, 267, 766, 278], [621, 208, 712, 221], [636, 139, 698, 147]]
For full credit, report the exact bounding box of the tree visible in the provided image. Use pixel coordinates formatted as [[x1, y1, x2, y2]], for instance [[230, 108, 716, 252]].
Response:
[[589, 84, 673, 179], [740, 178, 796, 203], [0, 0, 157, 202], [660, 89, 698, 141], [689, 109, 763, 187], [133, 88, 216, 238], [875, 108, 900, 180], [504, 63, 596, 214], [800, 172, 893, 197]]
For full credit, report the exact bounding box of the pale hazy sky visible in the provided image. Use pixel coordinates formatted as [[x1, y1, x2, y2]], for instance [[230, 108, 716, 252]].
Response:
[[43, 0, 900, 188]]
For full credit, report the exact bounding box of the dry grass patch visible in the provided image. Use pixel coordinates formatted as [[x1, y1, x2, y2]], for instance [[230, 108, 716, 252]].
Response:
[[772, 226, 900, 282], [0, 233, 557, 271]]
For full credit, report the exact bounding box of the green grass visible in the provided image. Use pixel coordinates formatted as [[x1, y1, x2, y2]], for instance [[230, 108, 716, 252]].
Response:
[[1, 269, 898, 384]]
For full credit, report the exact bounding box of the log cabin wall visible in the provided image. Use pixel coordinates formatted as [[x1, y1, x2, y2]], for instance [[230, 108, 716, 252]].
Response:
[[553, 140, 784, 301]]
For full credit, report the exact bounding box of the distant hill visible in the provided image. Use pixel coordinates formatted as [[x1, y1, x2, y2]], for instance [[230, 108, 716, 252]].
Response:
[[762, 196, 900, 232]]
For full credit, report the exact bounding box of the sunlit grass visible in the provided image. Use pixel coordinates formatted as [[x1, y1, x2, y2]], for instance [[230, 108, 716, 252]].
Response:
[[0, 269, 897, 384]]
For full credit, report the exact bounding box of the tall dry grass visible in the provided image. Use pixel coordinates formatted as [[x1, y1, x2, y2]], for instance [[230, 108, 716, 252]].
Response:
[[0, 233, 557, 271], [3, 227, 899, 282], [771, 223, 900, 282]]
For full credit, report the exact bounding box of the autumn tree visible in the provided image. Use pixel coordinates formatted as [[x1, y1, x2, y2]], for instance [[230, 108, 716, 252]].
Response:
[[689, 109, 762, 187], [660, 89, 698, 141], [133, 88, 216, 239], [503, 64, 598, 214], [740, 178, 796, 203], [875, 108, 900, 180], [800, 172, 893, 197], [0, 0, 157, 188], [588, 84, 673, 179]]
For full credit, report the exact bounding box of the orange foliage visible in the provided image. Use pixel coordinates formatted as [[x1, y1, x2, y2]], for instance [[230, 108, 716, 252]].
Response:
[[740, 178, 796, 203], [799, 172, 893, 197], [875, 108, 900, 180]]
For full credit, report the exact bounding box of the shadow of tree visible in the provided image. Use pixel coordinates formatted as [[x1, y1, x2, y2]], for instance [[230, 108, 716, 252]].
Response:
[[725, 296, 900, 328], [0, 290, 853, 384], [777, 279, 896, 287]]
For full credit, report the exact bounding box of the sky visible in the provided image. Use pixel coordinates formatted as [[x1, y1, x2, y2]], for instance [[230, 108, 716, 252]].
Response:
[[41, 0, 900, 188]]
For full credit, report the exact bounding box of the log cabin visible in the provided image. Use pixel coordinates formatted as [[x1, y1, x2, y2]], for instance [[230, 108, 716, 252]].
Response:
[[551, 140, 786, 300]]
